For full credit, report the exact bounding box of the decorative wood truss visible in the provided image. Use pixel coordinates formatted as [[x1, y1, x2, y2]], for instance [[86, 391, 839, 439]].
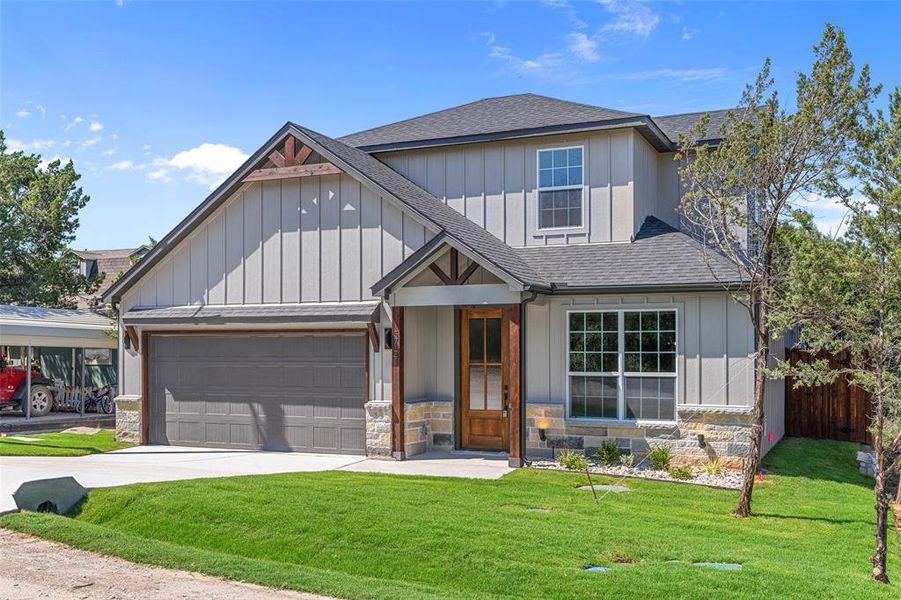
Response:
[[428, 249, 479, 286], [242, 135, 343, 183]]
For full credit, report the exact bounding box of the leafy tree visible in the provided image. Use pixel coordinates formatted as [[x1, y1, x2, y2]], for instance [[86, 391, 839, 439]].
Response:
[[772, 87, 900, 583], [677, 24, 878, 517], [0, 132, 98, 307]]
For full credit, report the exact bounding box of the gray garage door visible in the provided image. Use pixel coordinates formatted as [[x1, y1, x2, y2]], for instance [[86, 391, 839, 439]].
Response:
[[148, 333, 366, 454]]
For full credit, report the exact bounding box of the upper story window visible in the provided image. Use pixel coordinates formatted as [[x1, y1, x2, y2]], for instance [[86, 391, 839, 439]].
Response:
[[538, 146, 583, 229]]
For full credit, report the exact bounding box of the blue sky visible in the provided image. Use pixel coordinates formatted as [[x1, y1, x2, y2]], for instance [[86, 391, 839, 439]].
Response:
[[3, 0, 899, 249]]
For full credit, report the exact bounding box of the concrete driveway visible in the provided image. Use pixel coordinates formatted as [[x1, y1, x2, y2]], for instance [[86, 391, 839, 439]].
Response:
[[0, 446, 513, 514]]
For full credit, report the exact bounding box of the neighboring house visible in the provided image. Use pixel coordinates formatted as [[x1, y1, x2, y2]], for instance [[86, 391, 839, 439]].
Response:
[[104, 94, 785, 466], [73, 247, 150, 312]]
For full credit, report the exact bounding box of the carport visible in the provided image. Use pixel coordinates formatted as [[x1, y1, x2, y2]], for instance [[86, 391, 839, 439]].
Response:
[[0, 304, 117, 420]]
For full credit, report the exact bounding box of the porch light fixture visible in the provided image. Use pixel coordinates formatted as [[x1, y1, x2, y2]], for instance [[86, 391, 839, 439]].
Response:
[[535, 417, 550, 441], [697, 434, 706, 448]]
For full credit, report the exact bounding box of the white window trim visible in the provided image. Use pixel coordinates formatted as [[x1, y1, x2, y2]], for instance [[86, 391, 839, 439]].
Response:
[[536, 145, 585, 232], [565, 306, 680, 425]]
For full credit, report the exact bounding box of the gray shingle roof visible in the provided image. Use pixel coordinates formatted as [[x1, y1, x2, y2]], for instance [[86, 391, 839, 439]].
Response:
[[122, 301, 381, 325], [339, 93, 644, 150], [293, 123, 549, 290], [515, 217, 743, 291], [652, 108, 743, 144]]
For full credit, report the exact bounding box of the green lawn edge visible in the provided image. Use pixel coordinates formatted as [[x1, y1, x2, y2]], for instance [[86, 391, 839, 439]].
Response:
[[0, 511, 492, 600], [0, 430, 131, 456]]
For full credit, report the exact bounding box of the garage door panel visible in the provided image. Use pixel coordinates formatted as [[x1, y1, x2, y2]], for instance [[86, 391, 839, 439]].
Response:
[[149, 333, 365, 454]]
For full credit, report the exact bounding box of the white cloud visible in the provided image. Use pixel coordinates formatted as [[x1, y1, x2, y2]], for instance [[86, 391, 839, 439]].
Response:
[[599, 0, 660, 39], [38, 156, 71, 170], [64, 116, 83, 131], [110, 133, 119, 141], [101, 148, 117, 156], [681, 26, 699, 41], [142, 144, 152, 154], [89, 121, 104, 132], [147, 168, 172, 183], [619, 67, 730, 82], [35, 104, 46, 118], [6, 138, 57, 152], [566, 32, 599, 62], [162, 142, 249, 188], [15, 109, 31, 118], [81, 137, 101, 147], [804, 193, 853, 236], [483, 32, 564, 74], [105, 160, 144, 171]]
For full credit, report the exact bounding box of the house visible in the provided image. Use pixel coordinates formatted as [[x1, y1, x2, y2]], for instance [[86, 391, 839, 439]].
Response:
[[73, 247, 150, 312], [104, 94, 785, 466]]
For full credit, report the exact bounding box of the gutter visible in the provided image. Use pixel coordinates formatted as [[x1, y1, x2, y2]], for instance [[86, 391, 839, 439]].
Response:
[[515, 291, 540, 468]]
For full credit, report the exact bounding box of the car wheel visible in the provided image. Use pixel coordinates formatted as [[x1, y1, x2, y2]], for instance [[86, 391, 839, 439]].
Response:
[[28, 385, 53, 417]]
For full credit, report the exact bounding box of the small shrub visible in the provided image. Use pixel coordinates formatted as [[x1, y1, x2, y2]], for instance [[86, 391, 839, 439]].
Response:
[[647, 446, 672, 470], [704, 458, 725, 476], [620, 453, 635, 467], [593, 441, 621, 466], [558, 449, 588, 471], [668, 465, 693, 480]]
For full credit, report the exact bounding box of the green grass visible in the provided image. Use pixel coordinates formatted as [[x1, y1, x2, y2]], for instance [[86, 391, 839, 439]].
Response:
[[1, 438, 896, 599], [0, 430, 131, 456]]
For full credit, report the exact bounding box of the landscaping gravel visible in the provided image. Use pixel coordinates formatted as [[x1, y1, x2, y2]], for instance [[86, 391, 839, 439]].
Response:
[[528, 459, 743, 489]]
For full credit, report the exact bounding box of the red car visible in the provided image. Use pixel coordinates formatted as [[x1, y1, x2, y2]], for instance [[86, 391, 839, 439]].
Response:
[[0, 355, 56, 416]]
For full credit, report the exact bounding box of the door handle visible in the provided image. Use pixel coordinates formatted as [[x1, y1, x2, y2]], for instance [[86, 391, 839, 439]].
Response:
[[503, 385, 509, 416]]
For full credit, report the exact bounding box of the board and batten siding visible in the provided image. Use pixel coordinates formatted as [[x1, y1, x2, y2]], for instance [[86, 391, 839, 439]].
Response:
[[377, 129, 654, 247], [122, 175, 435, 312], [524, 292, 755, 409]]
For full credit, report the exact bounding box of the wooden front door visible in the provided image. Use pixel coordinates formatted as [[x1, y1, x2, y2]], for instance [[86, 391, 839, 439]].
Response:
[[460, 308, 509, 450]]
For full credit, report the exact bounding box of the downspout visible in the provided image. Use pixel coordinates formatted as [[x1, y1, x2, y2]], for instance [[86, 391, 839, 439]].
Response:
[[518, 290, 540, 466]]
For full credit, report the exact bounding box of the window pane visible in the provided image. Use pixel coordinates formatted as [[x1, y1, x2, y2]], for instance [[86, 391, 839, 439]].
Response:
[[660, 353, 676, 373], [624, 332, 640, 352], [586, 353, 603, 372], [603, 332, 618, 352], [602, 353, 618, 372], [641, 312, 658, 331], [569, 312, 585, 332], [586, 313, 603, 332], [486, 318, 502, 363], [624, 312, 640, 331], [603, 312, 618, 331], [569, 332, 585, 352], [659, 311, 676, 331], [568, 166, 582, 185], [539, 191, 554, 210], [540, 209, 555, 229], [568, 147, 582, 166], [553, 168, 567, 187], [486, 366, 502, 409], [625, 352, 641, 372], [539, 150, 552, 169], [469, 318, 483, 361], [568, 208, 582, 227], [641, 353, 658, 372], [570, 353, 585, 372], [585, 333, 602, 352], [539, 169, 552, 188], [553, 149, 567, 167], [625, 377, 641, 419], [469, 366, 485, 410], [660, 331, 676, 352], [641, 332, 657, 352]]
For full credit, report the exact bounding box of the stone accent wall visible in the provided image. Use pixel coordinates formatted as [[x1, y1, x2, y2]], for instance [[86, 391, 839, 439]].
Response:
[[525, 402, 752, 468], [114, 395, 142, 444], [404, 399, 454, 457], [365, 401, 393, 457]]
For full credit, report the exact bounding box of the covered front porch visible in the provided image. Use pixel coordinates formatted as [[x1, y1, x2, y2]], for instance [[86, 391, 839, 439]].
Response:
[[370, 239, 527, 466]]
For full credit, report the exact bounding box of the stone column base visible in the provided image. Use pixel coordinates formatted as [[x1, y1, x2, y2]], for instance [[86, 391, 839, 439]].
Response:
[[404, 399, 454, 458], [114, 395, 143, 444], [365, 401, 393, 458]]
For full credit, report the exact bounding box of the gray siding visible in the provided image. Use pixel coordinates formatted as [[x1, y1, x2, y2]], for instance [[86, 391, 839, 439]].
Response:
[[633, 133, 659, 238], [763, 334, 786, 454], [377, 129, 638, 247], [124, 175, 433, 311], [525, 292, 754, 409]]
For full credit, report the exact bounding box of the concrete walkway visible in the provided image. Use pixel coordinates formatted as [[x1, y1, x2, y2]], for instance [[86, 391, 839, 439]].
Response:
[[1, 445, 513, 514]]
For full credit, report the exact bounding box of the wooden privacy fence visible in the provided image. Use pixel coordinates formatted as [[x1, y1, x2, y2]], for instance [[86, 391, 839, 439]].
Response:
[[785, 349, 872, 444]]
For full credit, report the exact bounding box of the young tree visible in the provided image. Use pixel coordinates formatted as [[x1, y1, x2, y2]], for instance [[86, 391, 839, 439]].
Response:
[[677, 24, 878, 517], [0, 132, 98, 307], [773, 88, 900, 583]]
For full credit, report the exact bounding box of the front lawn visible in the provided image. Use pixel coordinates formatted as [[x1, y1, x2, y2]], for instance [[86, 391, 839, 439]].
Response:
[[1, 438, 896, 599], [0, 430, 131, 456]]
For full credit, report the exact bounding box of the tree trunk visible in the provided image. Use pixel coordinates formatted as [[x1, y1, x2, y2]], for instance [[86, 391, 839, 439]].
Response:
[[736, 320, 768, 518], [873, 446, 889, 583]]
